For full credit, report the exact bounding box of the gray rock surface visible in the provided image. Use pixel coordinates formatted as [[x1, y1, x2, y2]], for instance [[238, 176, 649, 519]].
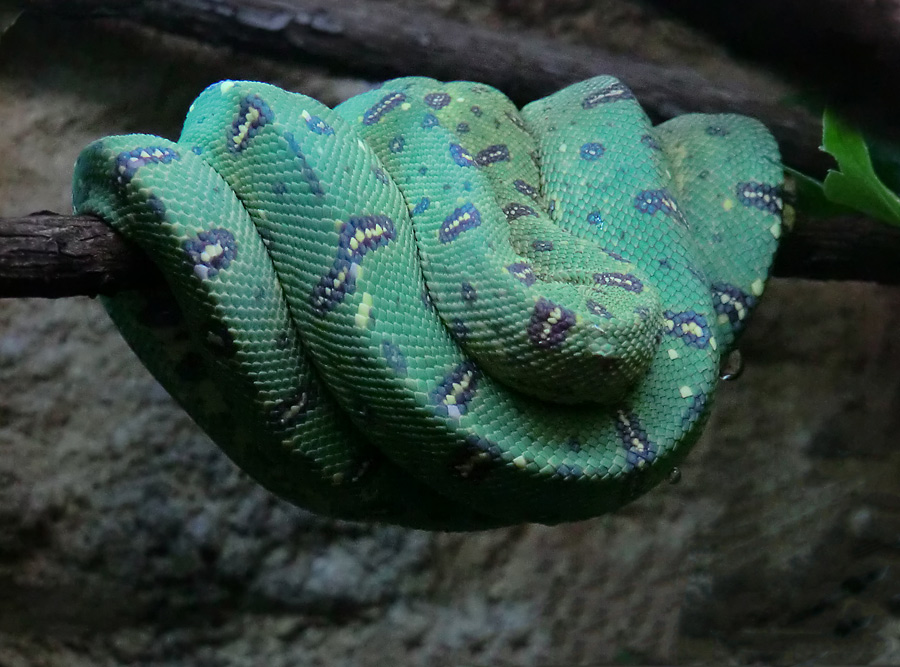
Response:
[[2, 5, 900, 665]]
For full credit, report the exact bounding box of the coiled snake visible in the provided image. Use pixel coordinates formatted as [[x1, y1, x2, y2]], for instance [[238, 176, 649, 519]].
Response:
[[73, 76, 783, 530]]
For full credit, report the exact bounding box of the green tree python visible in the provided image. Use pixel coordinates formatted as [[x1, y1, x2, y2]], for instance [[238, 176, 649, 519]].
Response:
[[72, 76, 783, 530]]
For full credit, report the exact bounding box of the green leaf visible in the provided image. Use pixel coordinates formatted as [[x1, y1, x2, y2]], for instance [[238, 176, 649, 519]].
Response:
[[868, 135, 900, 194], [783, 165, 853, 219], [821, 108, 900, 226]]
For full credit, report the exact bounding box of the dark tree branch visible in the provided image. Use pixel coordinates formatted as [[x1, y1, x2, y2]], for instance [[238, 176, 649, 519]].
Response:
[[0, 212, 162, 298], [19, 0, 829, 177], [640, 0, 900, 147], [1, 210, 899, 300], [8, 1, 900, 297]]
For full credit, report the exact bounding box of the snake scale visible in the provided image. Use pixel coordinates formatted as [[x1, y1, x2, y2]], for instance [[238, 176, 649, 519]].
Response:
[[72, 76, 783, 530]]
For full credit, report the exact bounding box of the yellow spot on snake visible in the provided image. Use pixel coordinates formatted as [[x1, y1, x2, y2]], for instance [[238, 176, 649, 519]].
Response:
[[200, 243, 223, 264], [722, 198, 734, 211], [558, 143, 568, 153], [751, 279, 765, 296], [783, 204, 796, 229], [681, 321, 704, 338], [401, 102, 412, 111], [232, 106, 261, 146], [219, 81, 235, 93], [355, 292, 374, 328]]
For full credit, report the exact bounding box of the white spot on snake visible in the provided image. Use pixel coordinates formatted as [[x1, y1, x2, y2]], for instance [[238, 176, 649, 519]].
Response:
[[751, 279, 765, 296], [513, 455, 527, 469], [770, 221, 782, 239], [558, 143, 567, 153], [401, 102, 412, 111], [667, 348, 680, 360], [219, 81, 235, 93], [680, 386, 694, 398], [709, 336, 718, 351]]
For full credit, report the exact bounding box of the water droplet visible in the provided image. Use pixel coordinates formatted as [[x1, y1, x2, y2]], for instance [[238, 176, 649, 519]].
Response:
[[719, 349, 744, 381], [667, 467, 682, 485]]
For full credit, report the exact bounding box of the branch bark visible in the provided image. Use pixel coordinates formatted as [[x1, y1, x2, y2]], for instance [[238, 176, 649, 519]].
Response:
[[0, 212, 161, 298], [640, 0, 900, 146], [1, 210, 898, 300], [20, 0, 828, 177], [8, 1, 899, 297]]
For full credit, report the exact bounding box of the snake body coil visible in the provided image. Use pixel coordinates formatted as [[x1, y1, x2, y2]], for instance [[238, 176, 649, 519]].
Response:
[[73, 77, 782, 529]]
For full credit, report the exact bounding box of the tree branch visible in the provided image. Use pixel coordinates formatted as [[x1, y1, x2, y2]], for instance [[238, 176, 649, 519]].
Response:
[[0, 212, 162, 298], [19, 0, 829, 177], [9, 1, 899, 297], [640, 0, 900, 146], [1, 210, 898, 300]]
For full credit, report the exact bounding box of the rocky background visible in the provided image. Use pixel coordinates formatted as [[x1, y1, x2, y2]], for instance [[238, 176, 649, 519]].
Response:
[[2, 2, 900, 665]]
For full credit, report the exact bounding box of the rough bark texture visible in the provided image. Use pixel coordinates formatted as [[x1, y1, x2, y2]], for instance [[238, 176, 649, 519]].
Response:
[[3, 5, 900, 666], [0, 213, 163, 297], [20, 0, 828, 177], [8, 208, 900, 299]]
